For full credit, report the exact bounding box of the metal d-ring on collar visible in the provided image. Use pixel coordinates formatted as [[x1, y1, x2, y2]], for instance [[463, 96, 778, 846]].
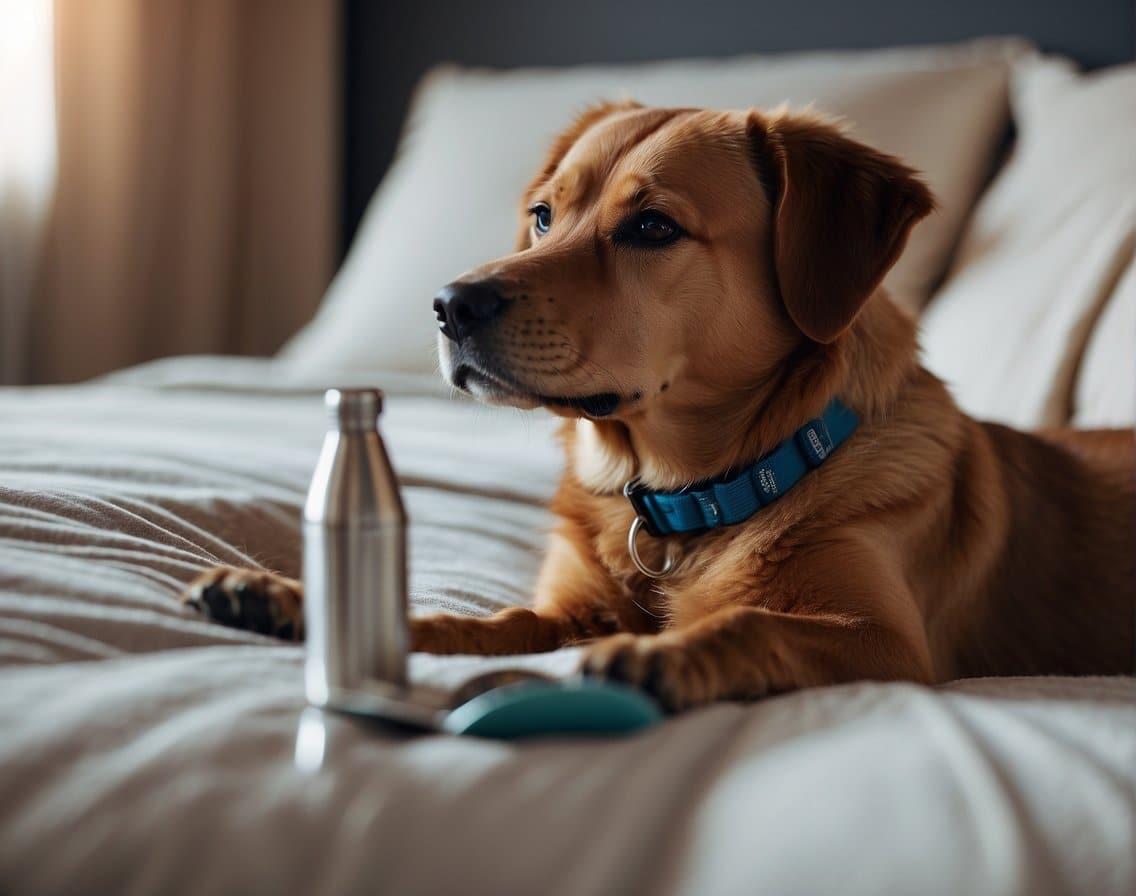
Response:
[[624, 481, 678, 580]]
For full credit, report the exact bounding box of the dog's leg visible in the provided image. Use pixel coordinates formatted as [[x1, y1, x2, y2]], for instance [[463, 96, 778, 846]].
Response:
[[411, 529, 640, 655], [581, 541, 935, 711], [180, 565, 577, 653], [580, 607, 930, 711], [181, 526, 647, 655], [181, 566, 304, 641], [410, 606, 601, 655]]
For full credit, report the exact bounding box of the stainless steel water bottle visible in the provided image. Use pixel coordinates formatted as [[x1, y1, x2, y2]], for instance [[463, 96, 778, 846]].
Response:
[[304, 388, 408, 710]]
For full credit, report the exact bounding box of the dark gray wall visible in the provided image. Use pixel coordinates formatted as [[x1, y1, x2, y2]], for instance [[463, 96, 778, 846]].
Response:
[[343, 0, 1136, 252]]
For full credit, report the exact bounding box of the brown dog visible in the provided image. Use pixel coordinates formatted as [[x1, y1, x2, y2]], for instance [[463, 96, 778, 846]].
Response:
[[185, 103, 1135, 710]]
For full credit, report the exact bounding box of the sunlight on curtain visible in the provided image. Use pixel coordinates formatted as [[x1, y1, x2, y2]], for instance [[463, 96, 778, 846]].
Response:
[[0, 0, 57, 384], [26, 0, 336, 384]]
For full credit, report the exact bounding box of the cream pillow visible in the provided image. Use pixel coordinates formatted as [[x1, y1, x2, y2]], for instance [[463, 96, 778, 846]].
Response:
[[920, 58, 1136, 429], [1073, 259, 1135, 428], [282, 40, 1028, 374]]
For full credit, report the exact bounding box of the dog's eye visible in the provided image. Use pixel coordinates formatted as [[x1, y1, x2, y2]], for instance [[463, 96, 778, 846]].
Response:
[[529, 203, 552, 235], [616, 210, 683, 247], [636, 212, 677, 242]]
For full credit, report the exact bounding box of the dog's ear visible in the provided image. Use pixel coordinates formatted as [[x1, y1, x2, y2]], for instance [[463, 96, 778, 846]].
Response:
[[515, 100, 642, 251], [747, 110, 934, 343]]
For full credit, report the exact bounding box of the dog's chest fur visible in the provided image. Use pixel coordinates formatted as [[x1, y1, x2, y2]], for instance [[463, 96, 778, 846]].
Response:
[[562, 418, 808, 627]]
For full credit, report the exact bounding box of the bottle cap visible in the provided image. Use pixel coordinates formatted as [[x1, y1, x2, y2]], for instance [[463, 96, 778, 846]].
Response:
[[325, 388, 383, 430]]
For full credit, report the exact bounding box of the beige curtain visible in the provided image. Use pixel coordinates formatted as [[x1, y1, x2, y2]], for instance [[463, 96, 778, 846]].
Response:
[[29, 0, 338, 384], [0, 2, 57, 385]]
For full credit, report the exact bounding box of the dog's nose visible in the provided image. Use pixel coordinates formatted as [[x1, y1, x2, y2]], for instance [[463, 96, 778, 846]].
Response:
[[433, 281, 505, 342]]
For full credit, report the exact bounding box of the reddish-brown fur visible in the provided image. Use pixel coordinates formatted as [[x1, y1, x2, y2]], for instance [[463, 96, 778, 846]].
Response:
[[185, 103, 1135, 710]]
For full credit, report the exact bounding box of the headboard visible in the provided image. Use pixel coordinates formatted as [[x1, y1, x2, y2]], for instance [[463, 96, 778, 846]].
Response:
[[341, 0, 1135, 253]]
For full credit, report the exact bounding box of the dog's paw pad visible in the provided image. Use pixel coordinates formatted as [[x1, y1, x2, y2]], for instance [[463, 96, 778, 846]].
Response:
[[181, 567, 303, 641], [580, 634, 703, 712], [198, 581, 240, 625]]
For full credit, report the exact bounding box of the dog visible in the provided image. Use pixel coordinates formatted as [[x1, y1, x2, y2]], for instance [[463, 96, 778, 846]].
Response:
[[184, 102, 1135, 710]]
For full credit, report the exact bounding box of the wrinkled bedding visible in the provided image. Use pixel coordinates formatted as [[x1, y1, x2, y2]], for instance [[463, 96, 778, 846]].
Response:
[[0, 357, 1133, 896]]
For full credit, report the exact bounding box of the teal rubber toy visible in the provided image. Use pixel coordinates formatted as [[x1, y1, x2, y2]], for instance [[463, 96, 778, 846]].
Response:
[[441, 679, 662, 739]]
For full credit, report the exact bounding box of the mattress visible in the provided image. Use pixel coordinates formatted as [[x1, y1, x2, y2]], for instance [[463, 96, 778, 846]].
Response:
[[1, 357, 1132, 896]]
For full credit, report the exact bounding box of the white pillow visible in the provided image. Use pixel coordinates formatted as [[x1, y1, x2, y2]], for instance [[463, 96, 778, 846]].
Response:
[[1073, 259, 1135, 428], [283, 39, 1030, 375], [920, 58, 1136, 429]]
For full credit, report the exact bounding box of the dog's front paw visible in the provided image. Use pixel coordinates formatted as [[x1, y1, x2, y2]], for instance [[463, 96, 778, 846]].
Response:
[[580, 633, 720, 713], [181, 566, 304, 641]]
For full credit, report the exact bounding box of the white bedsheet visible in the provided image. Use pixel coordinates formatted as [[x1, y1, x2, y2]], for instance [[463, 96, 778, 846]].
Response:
[[0, 357, 1132, 896]]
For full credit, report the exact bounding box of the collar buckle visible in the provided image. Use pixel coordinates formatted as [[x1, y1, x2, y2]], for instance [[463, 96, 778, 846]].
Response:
[[622, 479, 666, 537]]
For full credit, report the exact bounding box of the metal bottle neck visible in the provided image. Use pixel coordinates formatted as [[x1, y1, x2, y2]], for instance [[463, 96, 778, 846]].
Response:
[[325, 388, 383, 432]]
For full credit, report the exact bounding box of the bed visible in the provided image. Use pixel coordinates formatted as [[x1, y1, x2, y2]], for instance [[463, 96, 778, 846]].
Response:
[[3, 28, 1135, 896], [0, 356, 1132, 895]]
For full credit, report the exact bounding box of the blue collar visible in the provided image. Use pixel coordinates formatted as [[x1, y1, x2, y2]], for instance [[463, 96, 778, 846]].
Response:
[[623, 400, 859, 537]]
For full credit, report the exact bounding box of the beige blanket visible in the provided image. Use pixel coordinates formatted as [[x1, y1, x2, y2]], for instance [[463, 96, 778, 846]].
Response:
[[1, 357, 1133, 896]]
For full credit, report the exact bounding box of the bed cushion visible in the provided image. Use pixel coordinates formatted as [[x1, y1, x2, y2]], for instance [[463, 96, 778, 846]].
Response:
[[919, 58, 1136, 428], [281, 39, 1029, 375]]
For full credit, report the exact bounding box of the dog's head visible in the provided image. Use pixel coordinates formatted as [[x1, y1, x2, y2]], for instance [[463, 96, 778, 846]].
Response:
[[434, 102, 933, 421]]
